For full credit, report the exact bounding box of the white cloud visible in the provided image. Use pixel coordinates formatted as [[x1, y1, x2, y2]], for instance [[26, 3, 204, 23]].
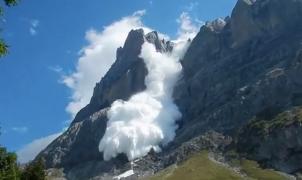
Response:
[[17, 132, 61, 163], [31, 19, 39, 27], [62, 10, 152, 118], [133, 9, 146, 17], [99, 12, 199, 161], [49, 65, 63, 73], [29, 27, 36, 35], [176, 12, 202, 42], [195, 18, 205, 26], [11, 126, 28, 133], [29, 19, 39, 36], [185, 2, 199, 11]]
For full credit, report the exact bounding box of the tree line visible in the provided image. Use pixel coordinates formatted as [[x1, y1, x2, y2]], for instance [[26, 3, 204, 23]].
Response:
[[0, 146, 46, 180]]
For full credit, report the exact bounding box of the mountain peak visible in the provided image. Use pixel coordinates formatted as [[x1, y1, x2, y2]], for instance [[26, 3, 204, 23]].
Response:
[[239, 0, 256, 5], [145, 31, 173, 52], [204, 18, 227, 33]]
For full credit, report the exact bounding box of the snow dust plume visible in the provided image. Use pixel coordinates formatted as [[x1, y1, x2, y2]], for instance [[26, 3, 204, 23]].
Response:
[[99, 40, 192, 161], [98, 11, 199, 161]]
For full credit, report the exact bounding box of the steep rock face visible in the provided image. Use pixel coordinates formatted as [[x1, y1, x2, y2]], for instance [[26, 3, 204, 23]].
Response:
[[231, 0, 302, 46], [72, 29, 147, 123], [173, 0, 302, 146], [38, 109, 109, 169], [237, 107, 302, 173], [37, 29, 173, 170]]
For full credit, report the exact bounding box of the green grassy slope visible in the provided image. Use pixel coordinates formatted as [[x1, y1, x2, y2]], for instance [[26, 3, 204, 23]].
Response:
[[146, 151, 289, 180]]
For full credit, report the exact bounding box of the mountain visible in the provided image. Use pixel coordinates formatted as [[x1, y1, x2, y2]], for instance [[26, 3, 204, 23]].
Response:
[[38, 0, 302, 179], [37, 30, 174, 178]]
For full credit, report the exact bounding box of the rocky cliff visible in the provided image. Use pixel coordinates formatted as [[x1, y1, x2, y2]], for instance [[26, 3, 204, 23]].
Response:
[[173, 0, 302, 144], [237, 107, 302, 173], [38, 0, 302, 179]]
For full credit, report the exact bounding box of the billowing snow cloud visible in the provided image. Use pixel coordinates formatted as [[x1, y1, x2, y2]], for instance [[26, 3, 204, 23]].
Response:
[[62, 10, 152, 118], [17, 132, 61, 163], [99, 42, 182, 161], [99, 12, 199, 161]]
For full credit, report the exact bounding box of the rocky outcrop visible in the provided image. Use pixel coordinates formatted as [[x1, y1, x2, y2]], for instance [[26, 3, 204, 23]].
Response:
[[72, 29, 146, 124], [41, 109, 109, 168], [67, 131, 231, 180], [237, 107, 302, 173], [231, 0, 302, 46]]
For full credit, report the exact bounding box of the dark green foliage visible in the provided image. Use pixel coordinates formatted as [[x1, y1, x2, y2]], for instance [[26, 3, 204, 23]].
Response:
[[246, 106, 302, 136], [4, 0, 18, 7], [0, 146, 20, 180], [0, 146, 46, 180], [0, 39, 8, 57], [0, 0, 18, 57], [0, 127, 45, 180], [20, 158, 46, 180]]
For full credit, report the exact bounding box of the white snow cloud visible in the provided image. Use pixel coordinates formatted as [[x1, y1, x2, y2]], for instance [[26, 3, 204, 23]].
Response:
[[99, 12, 199, 161], [17, 132, 61, 163], [99, 42, 182, 161], [62, 10, 152, 118]]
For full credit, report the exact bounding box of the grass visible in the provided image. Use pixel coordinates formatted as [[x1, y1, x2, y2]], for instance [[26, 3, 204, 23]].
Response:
[[147, 151, 242, 180], [245, 107, 302, 137], [146, 151, 290, 180], [240, 159, 287, 180]]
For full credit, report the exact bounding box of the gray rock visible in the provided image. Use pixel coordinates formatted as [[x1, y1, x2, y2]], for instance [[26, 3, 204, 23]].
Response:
[[237, 107, 302, 173], [173, 0, 302, 145], [172, 0, 302, 174], [231, 0, 302, 46], [37, 108, 109, 169]]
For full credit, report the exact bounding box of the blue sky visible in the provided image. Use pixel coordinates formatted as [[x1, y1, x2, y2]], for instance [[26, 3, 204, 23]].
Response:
[[0, 0, 236, 156]]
